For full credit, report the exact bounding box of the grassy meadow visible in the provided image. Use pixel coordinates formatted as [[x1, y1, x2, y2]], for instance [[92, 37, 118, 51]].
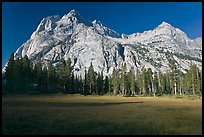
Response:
[[2, 94, 202, 135]]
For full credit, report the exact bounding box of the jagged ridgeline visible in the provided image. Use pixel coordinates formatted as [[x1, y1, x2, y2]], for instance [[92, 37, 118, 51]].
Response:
[[3, 9, 202, 76], [2, 9, 202, 96]]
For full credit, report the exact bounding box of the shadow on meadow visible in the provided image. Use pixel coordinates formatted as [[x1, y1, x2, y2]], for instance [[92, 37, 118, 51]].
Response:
[[3, 100, 144, 107]]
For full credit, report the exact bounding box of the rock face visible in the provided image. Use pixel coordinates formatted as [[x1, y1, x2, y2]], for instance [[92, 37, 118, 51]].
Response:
[[8, 10, 202, 76]]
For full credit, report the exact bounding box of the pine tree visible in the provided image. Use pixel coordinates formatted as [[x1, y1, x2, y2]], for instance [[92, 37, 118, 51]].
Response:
[[34, 62, 43, 91], [169, 60, 178, 95], [100, 71, 104, 94], [195, 66, 201, 96], [163, 73, 168, 94], [21, 55, 31, 92], [141, 66, 147, 95], [47, 63, 57, 92], [5, 52, 15, 92], [83, 69, 88, 95], [153, 72, 159, 97], [200, 70, 202, 96], [109, 76, 113, 95], [78, 75, 83, 94], [178, 59, 183, 96], [129, 67, 136, 96], [137, 69, 143, 94], [190, 63, 195, 98], [146, 68, 153, 95], [96, 71, 104, 95], [104, 76, 109, 94], [134, 68, 140, 95], [189, 62, 199, 99], [183, 70, 191, 95], [42, 67, 48, 92], [166, 71, 172, 94], [158, 71, 165, 94], [112, 68, 119, 95], [56, 58, 72, 93], [87, 62, 96, 94], [14, 58, 24, 92], [70, 72, 75, 93], [121, 63, 127, 96], [74, 74, 78, 93], [66, 58, 72, 92]]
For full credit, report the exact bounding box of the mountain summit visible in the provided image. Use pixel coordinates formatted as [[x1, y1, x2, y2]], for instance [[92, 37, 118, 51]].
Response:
[[4, 10, 202, 76]]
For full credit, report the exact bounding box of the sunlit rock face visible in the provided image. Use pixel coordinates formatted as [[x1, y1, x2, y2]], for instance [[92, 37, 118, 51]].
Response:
[[10, 10, 202, 77]]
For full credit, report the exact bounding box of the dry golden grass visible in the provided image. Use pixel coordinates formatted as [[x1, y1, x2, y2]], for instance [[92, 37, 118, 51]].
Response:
[[2, 94, 202, 135]]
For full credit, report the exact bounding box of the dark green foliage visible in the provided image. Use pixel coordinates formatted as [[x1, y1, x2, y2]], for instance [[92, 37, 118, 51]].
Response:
[[169, 59, 178, 95], [83, 70, 89, 95], [96, 71, 104, 95], [55, 58, 72, 93], [47, 63, 57, 92], [87, 62, 96, 94], [4, 53, 202, 97], [5, 52, 15, 92], [183, 62, 202, 98], [112, 68, 119, 95], [121, 63, 127, 96], [5, 54, 33, 93], [153, 72, 159, 96], [33, 62, 43, 91], [41, 67, 48, 92], [104, 76, 109, 94], [129, 67, 136, 96]]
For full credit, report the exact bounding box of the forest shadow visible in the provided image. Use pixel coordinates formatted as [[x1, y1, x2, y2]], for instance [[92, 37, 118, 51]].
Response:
[[3, 101, 144, 107]]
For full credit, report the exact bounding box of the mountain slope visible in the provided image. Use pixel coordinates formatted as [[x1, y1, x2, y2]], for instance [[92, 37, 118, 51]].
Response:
[[5, 10, 202, 76]]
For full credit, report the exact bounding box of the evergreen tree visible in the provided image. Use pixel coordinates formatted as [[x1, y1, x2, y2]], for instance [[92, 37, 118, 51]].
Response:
[[137, 69, 143, 94], [56, 58, 72, 93], [87, 62, 96, 94], [195, 66, 202, 96], [83, 69, 88, 95], [178, 60, 183, 96], [112, 68, 119, 95], [165, 71, 172, 94], [189, 62, 200, 99], [183, 70, 191, 95], [100, 71, 104, 94], [47, 63, 57, 92], [121, 63, 127, 96], [134, 68, 140, 95], [21, 55, 31, 92], [41, 67, 48, 92], [34, 62, 43, 91], [158, 72, 165, 95], [141, 66, 147, 95], [79, 75, 83, 93], [169, 60, 178, 95], [153, 72, 159, 97], [70, 72, 75, 93], [146, 68, 153, 95], [14, 58, 24, 92], [104, 76, 109, 94], [96, 71, 104, 95], [129, 67, 136, 96], [200, 70, 202, 96], [74, 74, 78, 93], [4, 52, 202, 97], [5, 52, 15, 92], [66, 58, 72, 92]]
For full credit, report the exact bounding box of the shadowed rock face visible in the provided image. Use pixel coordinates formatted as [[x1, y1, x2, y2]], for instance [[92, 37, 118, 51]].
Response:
[[6, 9, 202, 76]]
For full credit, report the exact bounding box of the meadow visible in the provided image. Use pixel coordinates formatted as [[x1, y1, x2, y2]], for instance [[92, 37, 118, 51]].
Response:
[[2, 94, 202, 135]]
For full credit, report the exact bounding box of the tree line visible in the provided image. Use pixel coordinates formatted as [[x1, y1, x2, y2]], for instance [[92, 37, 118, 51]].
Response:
[[3, 52, 202, 97]]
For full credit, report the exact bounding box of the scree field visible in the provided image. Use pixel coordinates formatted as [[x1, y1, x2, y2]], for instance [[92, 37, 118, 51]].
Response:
[[2, 95, 202, 135]]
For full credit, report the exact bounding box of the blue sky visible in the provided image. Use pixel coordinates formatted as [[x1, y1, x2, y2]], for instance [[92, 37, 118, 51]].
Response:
[[2, 2, 202, 68]]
